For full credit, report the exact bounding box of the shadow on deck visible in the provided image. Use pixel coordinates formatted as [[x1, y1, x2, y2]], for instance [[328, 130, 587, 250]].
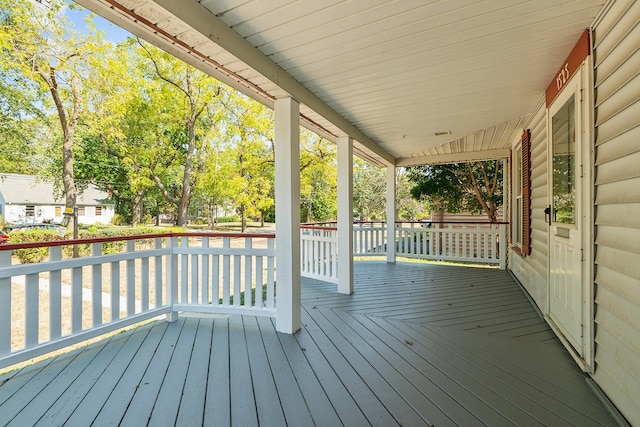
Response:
[[0, 261, 616, 426]]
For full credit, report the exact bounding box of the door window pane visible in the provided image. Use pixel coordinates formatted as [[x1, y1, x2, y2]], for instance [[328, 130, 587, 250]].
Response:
[[552, 96, 575, 224]]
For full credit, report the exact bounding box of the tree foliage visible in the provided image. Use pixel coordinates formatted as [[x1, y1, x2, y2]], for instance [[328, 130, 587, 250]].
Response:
[[0, 0, 112, 229], [0, 0, 405, 230], [407, 161, 503, 222]]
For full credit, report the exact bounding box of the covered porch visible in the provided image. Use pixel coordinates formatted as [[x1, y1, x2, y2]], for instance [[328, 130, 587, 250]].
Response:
[[0, 261, 615, 426]]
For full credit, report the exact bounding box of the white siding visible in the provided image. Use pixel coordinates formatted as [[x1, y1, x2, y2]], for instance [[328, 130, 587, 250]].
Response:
[[592, 0, 640, 424], [509, 100, 548, 311]]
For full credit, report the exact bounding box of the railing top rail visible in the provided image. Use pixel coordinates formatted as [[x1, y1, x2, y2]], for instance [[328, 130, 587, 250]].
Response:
[[300, 225, 338, 231], [395, 220, 509, 225], [0, 231, 276, 251]]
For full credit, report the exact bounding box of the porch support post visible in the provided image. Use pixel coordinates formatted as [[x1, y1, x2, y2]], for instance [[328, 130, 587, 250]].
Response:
[[337, 136, 353, 294], [386, 165, 396, 263], [275, 97, 301, 334], [502, 158, 509, 222]]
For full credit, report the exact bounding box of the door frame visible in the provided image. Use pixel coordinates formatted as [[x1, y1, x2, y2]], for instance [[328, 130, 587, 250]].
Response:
[[545, 58, 595, 373]]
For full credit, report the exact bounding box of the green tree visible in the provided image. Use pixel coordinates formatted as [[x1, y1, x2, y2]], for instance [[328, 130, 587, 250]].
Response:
[[300, 130, 337, 222], [408, 161, 503, 222], [135, 38, 224, 226], [395, 168, 429, 220], [0, 0, 110, 229], [353, 159, 387, 221], [220, 93, 274, 232]]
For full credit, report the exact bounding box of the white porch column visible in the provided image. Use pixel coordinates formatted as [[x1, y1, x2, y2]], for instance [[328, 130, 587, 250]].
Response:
[[502, 158, 509, 222], [337, 136, 353, 294], [275, 97, 301, 334], [386, 165, 396, 263]]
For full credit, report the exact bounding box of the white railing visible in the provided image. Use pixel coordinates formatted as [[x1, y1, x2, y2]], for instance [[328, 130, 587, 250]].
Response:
[[353, 222, 387, 256], [395, 222, 507, 268], [300, 224, 338, 283], [0, 232, 275, 369], [300, 221, 508, 283]]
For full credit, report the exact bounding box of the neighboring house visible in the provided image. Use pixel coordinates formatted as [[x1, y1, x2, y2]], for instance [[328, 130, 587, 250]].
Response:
[[0, 173, 114, 225]]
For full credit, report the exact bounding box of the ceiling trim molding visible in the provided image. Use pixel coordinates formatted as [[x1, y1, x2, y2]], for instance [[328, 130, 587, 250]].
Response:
[[396, 149, 511, 167]]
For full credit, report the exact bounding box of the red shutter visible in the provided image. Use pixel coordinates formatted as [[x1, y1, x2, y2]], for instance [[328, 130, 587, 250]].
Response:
[[509, 150, 513, 244], [521, 129, 532, 255]]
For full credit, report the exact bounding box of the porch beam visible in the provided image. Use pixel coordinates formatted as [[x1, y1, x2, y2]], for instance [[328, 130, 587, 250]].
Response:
[[396, 149, 511, 167], [275, 97, 301, 334], [386, 166, 396, 263], [337, 136, 354, 294]]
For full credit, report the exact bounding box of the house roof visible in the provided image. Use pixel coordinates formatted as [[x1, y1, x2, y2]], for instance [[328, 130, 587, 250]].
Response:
[[0, 173, 112, 205], [76, 0, 606, 166]]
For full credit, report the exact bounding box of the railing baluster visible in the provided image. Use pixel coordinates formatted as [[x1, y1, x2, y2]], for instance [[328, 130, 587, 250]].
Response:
[[202, 237, 209, 306], [222, 237, 230, 306], [180, 238, 188, 304], [25, 272, 39, 348], [71, 266, 82, 333], [233, 250, 241, 308], [0, 251, 10, 354], [92, 243, 103, 327], [154, 238, 163, 308], [167, 236, 179, 322], [126, 240, 136, 316], [267, 239, 275, 309], [213, 252, 220, 305], [244, 238, 252, 308], [256, 253, 264, 308], [191, 241, 199, 304], [141, 250, 149, 312], [49, 246, 62, 340], [111, 259, 120, 321]]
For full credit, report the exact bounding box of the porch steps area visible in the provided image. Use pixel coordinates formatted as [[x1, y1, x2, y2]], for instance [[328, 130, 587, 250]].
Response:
[[0, 262, 617, 426]]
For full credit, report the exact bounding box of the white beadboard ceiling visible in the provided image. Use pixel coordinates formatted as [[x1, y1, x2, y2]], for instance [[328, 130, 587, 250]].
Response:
[[75, 0, 605, 166]]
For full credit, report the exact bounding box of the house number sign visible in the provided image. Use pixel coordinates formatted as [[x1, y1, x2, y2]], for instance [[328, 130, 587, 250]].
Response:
[[545, 29, 590, 107]]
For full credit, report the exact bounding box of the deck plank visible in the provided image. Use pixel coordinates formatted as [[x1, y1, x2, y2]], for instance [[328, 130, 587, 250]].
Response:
[[256, 316, 314, 427], [243, 316, 287, 426], [117, 318, 186, 426], [175, 317, 214, 426], [0, 261, 619, 427], [326, 307, 493, 426], [305, 306, 433, 426], [34, 331, 132, 426], [0, 348, 86, 423], [88, 320, 168, 425], [62, 324, 152, 425], [360, 312, 545, 426], [292, 315, 371, 426], [228, 315, 259, 427], [7, 341, 105, 426], [204, 316, 231, 426], [148, 317, 200, 426], [268, 319, 342, 427], [300, 306, 398, 426]]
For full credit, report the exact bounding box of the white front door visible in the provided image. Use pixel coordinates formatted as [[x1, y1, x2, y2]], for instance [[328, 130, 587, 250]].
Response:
[[548, 76, 583, 353]]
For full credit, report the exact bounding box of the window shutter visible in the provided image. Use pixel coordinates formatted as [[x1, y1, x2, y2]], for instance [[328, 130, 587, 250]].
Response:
[[509, 150, 513, 244], [521, 129, 532, 255]]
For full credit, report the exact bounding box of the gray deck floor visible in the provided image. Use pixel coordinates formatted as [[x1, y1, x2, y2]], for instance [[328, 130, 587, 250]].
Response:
[[0, 261, 617, 426]]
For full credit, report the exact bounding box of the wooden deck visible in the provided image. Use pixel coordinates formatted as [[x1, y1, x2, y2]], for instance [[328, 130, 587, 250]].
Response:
[[0, 261, 617, 426]]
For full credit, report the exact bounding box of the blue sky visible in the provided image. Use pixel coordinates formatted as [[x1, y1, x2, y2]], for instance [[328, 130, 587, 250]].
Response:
[[64, 1, 131, 44]]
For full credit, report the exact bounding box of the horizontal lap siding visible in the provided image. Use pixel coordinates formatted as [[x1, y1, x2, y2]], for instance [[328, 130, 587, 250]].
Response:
[[509, 101, 548, 311], [593, 0, 640, 424]]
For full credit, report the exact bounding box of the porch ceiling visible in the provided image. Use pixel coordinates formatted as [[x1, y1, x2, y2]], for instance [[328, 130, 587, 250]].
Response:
[[75, 0, 605, 166]]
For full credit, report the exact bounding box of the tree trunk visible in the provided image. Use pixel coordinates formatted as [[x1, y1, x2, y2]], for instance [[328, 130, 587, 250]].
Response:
[[240, 204, 247, 232], [132, 191, 145, 226], [41, 70, 80, 232]]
